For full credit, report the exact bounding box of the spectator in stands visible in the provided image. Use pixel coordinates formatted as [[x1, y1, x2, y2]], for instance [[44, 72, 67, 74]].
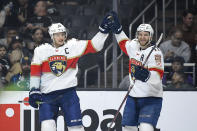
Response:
[[5, 49, 22, 83], [0, 1, 10, 28], [23, 0, 51, 38], [9, 35, 32, 59], [25, 40, 35, 58], [0, 44, 10, 87], [165, 71, 194, 89], [0, 1, 19, 27], [0, 27, 18, 48], [15, 0, 34, 26], [159, 27, 191, 62], [31, 27, 47, 47], [170, 9, 197, 62], [62, 0, 82, 5], [8, 56, 31, 90], [162, 56, 193, 86], [26, 27, 48, 57]]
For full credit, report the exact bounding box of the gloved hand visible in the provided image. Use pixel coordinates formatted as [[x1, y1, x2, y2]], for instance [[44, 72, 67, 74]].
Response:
[[99, 13, 114, 34], [29, 88, 42, 108], [130, 64, 150, 82], [110, 11, 122, 34]]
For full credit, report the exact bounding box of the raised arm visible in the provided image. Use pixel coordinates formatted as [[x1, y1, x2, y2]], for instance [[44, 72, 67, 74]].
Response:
[[110, 11, 130, 56]]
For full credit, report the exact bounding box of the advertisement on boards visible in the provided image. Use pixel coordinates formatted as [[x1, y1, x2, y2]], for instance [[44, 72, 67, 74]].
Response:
[[0, 91, 197, 131]]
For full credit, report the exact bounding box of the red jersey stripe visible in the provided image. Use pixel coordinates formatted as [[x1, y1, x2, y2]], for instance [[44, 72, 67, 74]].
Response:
[[149, 68, 164, 79], [31, 65, 41, 76], [83, 40, 97, 55], [42, 61, 51, 72], [119, 40, 128, 56]]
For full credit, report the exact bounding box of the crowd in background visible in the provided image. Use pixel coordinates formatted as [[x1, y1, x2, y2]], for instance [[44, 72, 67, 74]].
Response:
[[0, 0, 196, 90]]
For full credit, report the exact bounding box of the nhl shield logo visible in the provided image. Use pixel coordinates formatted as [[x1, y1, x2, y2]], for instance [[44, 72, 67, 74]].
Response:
[[48, 56, 67, 76]]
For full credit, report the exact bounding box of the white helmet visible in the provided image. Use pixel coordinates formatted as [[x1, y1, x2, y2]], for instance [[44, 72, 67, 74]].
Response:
[[48, 23, 67, 38], [136, 24, 154, 38]]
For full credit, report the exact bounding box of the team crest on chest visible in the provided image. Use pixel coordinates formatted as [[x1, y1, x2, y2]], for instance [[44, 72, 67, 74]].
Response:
[[48, 55, 67, 76]]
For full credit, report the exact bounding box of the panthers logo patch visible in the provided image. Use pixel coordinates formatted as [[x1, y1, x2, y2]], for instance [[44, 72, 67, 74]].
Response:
[[48, 56, 67, 76], [155, 54, 162, 67]]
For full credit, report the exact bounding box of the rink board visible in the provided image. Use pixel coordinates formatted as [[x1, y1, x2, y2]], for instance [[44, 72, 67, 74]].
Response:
[[0, 91, 197, 131]]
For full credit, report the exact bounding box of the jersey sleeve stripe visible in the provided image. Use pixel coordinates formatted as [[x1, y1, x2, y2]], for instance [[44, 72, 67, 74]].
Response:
[[83, 40, 97, 55], [31, 65, 41, 76], [149, 68, 164, 79], [65, 57, 79, 69], [42, 61, 51, 72], [118, 39, 128, 56]]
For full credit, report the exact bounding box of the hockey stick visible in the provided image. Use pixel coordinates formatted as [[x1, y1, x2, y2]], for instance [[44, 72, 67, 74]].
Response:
[[107, 33, 163, 131], [18, 100, 44, 105], [18, 94, 64, 105]]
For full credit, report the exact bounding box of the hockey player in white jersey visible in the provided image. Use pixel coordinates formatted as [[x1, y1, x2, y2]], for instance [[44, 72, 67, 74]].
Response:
[[109, 12, 164, 131], [28, 13, 113, 131]]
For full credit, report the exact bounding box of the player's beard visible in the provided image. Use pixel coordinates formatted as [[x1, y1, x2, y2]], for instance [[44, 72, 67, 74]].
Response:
[[140, 41, 150, 49]]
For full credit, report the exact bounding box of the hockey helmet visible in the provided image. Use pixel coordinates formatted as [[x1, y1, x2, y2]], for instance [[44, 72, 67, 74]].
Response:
[[136, 24, 154, 38], [48, 23, 67, 38]]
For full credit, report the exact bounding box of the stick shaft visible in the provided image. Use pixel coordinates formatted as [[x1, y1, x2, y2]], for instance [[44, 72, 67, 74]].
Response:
[[108, 86, 133, 130], [18, 100, 29, 103], [18, 100, 43, 104]]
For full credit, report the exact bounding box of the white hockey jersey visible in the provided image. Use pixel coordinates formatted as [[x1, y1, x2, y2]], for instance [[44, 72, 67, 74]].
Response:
[[30, 32, 108, 94], [115, 31, 164, 97]]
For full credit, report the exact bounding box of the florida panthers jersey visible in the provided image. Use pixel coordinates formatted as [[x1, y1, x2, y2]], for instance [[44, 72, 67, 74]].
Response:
[[115, 31, 164, 97], [30, 32, 108, 94]]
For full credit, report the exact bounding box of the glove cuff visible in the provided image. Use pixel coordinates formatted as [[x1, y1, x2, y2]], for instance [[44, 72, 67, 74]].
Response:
[[99, 26, 109, 34], [29, 88, 41, 95], [114, 25, 122, 34], [144, 71, 151, 82]]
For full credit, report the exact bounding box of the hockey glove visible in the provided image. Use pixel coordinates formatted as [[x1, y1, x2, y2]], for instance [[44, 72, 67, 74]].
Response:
[[99, 13, 113, 34], [131, 64, 150, 82], [110, 11, 122, 34], [29, 88, 42, 108]]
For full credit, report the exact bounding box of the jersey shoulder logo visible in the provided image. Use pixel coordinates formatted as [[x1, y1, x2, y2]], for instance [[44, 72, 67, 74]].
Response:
[[48, 55, 67, 76], [155, 54, 162, 66]]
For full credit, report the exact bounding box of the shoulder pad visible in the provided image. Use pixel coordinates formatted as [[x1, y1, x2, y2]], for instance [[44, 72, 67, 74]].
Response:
[[35, 43, 51, 50]]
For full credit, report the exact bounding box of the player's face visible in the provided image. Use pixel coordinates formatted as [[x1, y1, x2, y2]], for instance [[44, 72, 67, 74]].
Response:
[[53, 32, 66, 48], [137, 31, 151, 48]]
